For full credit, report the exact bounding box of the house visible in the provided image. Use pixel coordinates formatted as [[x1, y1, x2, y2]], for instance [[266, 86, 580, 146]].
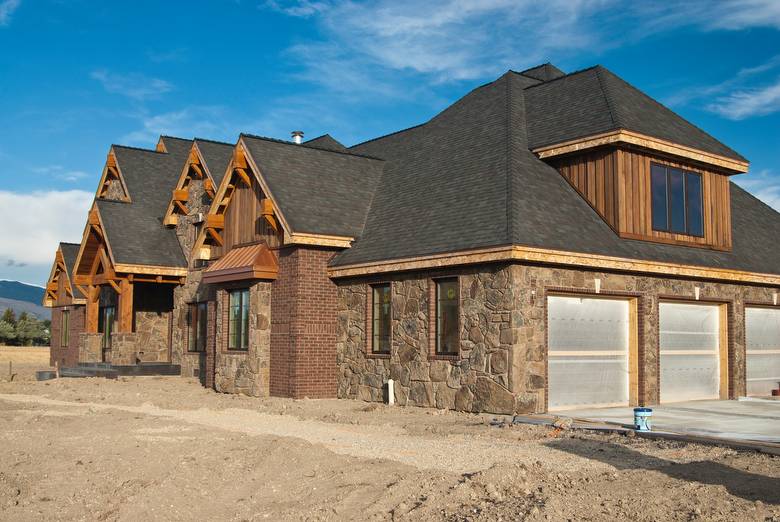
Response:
[[43, 242, 86, 368], [45, 63, 780, 413]]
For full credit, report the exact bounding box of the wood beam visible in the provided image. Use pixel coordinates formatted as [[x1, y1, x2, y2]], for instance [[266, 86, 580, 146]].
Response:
[[207, 228, 224, 246], [107, 279, 121, 294], [234, 167, 251, 187], [174, 200, 188, 214], [85, 285, 99, 333], [190, 163, 204, 178], [118, 279, 133, 333]]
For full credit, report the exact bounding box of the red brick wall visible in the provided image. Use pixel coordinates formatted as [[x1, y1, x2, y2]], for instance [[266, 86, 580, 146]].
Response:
[[49, 305, 85, 368], [270, 245, 339, 398]]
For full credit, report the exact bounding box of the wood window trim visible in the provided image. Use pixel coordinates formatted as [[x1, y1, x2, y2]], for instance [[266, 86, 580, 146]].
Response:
[[650, 162, 705, 238], [226, 288, 250, 352], [187, 301, 208, 353], [60, 309, 70, 348], [429, 277, 461, 359], [366, 282, 392, 358]]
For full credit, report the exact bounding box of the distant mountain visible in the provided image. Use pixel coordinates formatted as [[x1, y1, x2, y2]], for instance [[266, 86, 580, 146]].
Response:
[[0, 280, 45, 305], [0, 297, 50, 320], [0, 281, 50, 320]]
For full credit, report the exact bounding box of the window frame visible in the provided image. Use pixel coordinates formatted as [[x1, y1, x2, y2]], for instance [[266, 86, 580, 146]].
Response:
[[60, 309, 70, 348], [434, 277, 461, 357], [650, 162, 704, 238], [370, 283, 392, 355], [188, 301, 208, 353], [227, 289, 250, 351], [98, 305, 116, 349]]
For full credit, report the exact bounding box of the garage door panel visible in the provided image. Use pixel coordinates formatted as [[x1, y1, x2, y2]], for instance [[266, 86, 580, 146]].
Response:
[[659, 302, 720, 403], [548, 296, 630, 410], [746, 307, 780, 396]]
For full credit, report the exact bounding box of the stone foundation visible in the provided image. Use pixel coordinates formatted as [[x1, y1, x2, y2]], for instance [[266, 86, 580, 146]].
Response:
[[213, 281, 272, 396], [336, 262, 779, 414]]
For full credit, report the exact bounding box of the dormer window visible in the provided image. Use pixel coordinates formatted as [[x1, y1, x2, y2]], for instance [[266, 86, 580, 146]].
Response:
[[651, 163, 703, 237]]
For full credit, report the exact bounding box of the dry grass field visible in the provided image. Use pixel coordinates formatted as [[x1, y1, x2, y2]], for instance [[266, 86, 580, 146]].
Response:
[[0, 346, 49, 382]]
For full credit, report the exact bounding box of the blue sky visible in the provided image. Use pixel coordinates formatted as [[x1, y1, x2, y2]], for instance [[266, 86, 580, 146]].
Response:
[[1, 0, 779, 286]]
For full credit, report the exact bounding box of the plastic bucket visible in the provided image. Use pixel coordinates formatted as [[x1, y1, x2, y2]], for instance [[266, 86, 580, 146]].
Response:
[[633, 407, 652, 431]]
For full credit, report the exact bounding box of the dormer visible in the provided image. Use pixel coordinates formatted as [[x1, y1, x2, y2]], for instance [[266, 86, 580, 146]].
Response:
[[95, 149, 130, 201], [525, 65, 748, 252]]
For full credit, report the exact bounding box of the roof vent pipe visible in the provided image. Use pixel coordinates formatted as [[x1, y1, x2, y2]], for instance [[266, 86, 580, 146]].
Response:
[[291, 131, 304, 144]]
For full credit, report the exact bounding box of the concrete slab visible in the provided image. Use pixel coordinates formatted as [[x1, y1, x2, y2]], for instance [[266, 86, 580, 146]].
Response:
[[557, 399, 780, 443]]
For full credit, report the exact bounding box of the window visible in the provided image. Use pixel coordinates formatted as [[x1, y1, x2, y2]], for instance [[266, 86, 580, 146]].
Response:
[[435, 278, 459, 355], [60, 310, 70, 348], [371, 284, 391, 353], [98, 306, 115, 349], [189, 302, 208, 352], [651, 163, 704, 236], [228, 289, 249, 351]]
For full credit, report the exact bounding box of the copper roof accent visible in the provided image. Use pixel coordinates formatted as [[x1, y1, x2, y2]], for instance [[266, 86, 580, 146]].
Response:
[[202, 243, 278, 283]]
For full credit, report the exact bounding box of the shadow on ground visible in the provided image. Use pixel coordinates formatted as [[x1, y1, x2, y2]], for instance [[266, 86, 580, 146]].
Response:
[[546, 438, 780, 505]]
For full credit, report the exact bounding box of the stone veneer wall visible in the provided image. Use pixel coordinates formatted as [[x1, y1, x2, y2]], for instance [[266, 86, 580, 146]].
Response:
[[171, 177, 215, 380], [213, 281, 272, 396], [337, 264, 519, 414], [337, 262, 779, 414], [78, 333, 102, 363], [50, 305, 85, 368]]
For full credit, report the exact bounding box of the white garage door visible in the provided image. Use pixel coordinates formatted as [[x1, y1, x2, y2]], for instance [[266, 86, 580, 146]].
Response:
[[659, 302, 721, 403], [548, 296, 630, 410], [745, 307, 780, 396]]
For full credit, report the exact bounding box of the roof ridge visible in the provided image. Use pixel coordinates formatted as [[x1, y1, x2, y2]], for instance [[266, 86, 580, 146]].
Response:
[[521, 64, 600, 91], [112, 144, 166, 154], [594, 66, 619, 128], [241, 133, 384, 161], [60, 241, 81, 246], [194, 137, 235, 146], [596, 66, 747, 162]]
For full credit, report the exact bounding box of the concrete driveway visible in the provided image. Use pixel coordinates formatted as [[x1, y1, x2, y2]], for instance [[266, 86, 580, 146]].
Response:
[[558, 398, 780, 443]]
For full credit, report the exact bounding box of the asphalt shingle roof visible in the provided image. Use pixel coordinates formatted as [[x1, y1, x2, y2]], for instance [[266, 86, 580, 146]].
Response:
[[304, 134, 348, 152], [59, 242, 84, 298], [524, 66, 746, 161], [194, 138, 234, 187], [240, 134, 384, 238], [97, 136, 190, 268], [333, 65, 780, 278]]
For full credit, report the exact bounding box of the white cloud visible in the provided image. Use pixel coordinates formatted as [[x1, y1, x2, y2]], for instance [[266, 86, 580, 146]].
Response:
[[0, 0, 20, 26], [698, 0, 780, 30], [706, 79, 780, 120], [0, 190, 92, 267], [265, 0, 330, 17], [91, 69, 174, 101], [121, 106, 236, 145], [32, 165, 90, 182], [736, 170, 780, 211]]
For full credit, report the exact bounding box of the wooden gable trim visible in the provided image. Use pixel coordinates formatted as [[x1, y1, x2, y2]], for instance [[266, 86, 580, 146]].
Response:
[[327, 244, 780, 286], [239, 137, 354, 248], [73, 203, 118, 284], [95, 149, 131, 201], [532, 129, 749, 174], [163, 142, 217, 227]]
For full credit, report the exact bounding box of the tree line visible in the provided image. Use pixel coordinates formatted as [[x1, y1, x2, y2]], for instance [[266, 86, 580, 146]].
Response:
[[0, 309, 50, 346]]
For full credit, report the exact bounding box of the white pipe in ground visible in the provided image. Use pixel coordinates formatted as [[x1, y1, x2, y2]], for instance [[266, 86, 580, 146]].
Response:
[[387, 379, 394, 405]]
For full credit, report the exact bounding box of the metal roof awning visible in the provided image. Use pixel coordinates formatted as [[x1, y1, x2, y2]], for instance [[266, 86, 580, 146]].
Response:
[[202, 243, 278, 283]]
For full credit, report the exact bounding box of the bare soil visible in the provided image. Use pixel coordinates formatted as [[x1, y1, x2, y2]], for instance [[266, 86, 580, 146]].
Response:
[[0, 352, 777, 521]]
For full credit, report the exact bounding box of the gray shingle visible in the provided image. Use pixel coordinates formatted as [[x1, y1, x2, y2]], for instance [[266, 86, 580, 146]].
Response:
[[194, 138, 234, 187], [334, 65, 780, 278], [97, 137, 190, 268], [240, 134, 384, 238], [59, 242, 84, 298]]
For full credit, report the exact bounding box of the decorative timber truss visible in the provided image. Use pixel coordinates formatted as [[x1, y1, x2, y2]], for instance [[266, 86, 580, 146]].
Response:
[[162, 142, 218, 226], [192, 143, 281, 261], [72, 204, 187, 333], [95, 149, 130, 201], [43, 244, 85, 307]]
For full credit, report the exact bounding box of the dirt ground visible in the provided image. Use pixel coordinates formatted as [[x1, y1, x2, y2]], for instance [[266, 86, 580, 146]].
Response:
[[0, 351, 778, 521]]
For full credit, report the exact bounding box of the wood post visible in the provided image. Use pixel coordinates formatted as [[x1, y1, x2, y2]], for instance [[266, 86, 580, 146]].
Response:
[[119, 279, 133, 333], [86, 285, 100, 333]]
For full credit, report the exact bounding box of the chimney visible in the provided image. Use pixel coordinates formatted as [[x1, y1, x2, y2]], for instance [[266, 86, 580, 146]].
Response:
[[291, 130, 304, 144]]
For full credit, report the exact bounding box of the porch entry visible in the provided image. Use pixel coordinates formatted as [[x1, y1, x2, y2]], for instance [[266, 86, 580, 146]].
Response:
[[98, 305, 115, 363], [547, 295, 638, 410], [745, 307, 780, 396], [659, 302, 728, 403]]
